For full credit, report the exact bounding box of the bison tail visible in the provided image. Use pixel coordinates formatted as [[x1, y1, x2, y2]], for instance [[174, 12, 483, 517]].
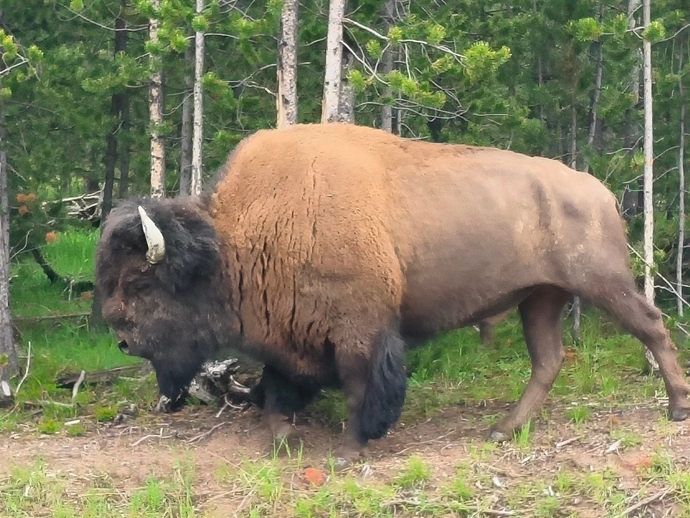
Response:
[[359, 329, 407, 441]]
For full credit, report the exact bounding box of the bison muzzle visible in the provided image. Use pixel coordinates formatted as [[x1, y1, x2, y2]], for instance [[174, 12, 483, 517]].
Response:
[[95, 123, 690, 467]]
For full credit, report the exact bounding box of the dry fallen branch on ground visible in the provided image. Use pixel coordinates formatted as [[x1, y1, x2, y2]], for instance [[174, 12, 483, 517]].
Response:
[[621, 488, 672, 516], [131, 428, 176, 447], [187, 422, 229, 444], [55, 365, 142, 388]]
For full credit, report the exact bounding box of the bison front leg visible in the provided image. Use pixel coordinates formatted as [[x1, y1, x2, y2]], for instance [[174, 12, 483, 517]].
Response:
[[251, 366, 319, 445], [489, 286, 570, 442], [333, 329, 407, 470]]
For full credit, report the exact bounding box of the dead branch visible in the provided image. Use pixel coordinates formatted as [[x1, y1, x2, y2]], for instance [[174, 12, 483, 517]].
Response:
[[71, 370, 85, 401], [555, 436, 582, 449], [14, 341, 31, 395], [621, 488, 671, 516], [37, 399, 74, 408], [56, 364, 142, 388], [14, 312, 91, 324], [132, 429, 175, 447], [187, 422, 228, 444]]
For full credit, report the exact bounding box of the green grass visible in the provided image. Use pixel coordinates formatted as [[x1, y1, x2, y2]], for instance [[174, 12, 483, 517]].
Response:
[[0, 462, 199, 518], [11, 228, 98, 318], [6, 453, 686, 517], [2, 230, 149, 435]]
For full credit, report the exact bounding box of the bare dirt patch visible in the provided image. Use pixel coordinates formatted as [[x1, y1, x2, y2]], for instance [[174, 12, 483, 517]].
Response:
[[2, 398, 689, 517]]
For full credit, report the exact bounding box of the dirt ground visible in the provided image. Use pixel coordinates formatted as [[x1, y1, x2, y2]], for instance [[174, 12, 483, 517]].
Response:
[[2, 396, 689, 517]]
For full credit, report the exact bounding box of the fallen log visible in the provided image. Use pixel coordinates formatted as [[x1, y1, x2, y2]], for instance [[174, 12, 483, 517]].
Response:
[[15, 312, 91, 325], [55, 364, 142, 388]]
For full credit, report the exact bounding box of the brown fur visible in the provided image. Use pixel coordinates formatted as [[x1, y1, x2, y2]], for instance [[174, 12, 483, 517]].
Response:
[[97, 123, 690, 464]]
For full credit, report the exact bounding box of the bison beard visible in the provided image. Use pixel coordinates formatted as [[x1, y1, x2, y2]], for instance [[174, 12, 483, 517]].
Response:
[[95, 123, 690, 468]]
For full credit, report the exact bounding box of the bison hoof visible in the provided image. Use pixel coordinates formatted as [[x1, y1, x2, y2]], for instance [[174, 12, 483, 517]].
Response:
[[669, 407, 690, 422], [266, 416, 294, 443], [331, 457, 354, 472], [487, 428, 510, 443], [330, 446, 363, 472]]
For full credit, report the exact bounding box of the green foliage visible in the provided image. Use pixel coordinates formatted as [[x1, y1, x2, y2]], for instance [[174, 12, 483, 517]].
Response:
[[643, 21, 666, 43]]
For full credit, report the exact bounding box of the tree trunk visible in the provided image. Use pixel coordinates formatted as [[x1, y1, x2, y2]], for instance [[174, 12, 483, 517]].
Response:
[[583, 3, 604, 174], [642, 0, 654, 303], [642, 0, 658, 370], [381, 0, 396, 132], [570, 104, 578, 171], [569, 103, 582, 344], [102, 94, 118, 224], [0, 120, 17, 393], [119, 88, 130, 199], [179, 44, 194, 196], [149, 0, 166, 199], [338, 50, 355, 123], [677, 39, 686, 316], [276, 0, 298, 128], [622, 0, 643, 219], [93, 3, 127, 327], [321, 0, 346, 123], [190, 0, 205, 196], [628, 0, 642, 108]]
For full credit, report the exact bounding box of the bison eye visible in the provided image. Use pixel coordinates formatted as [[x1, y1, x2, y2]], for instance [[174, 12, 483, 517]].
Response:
[[118, 341, 130, 354]]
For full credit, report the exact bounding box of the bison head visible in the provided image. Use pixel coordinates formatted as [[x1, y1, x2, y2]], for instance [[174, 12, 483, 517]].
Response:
[[95, 198, 240, 401]]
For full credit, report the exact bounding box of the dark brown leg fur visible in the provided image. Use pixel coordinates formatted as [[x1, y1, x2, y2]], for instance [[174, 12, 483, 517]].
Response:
[[489, 286, 570, 441], [588, 281, 690, 421]]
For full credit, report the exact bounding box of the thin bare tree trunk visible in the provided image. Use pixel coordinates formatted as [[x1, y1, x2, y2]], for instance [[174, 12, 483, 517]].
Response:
[[321, 0, 346, 123], [0, 10, 11, 405], [628, 0, 642, 107], [381, 0, 395, 132], [338, 50, 355, 123], [573, 4, 604, 344], [179, 44, 194, 196], [570, 104, 578, 171], [624, 0, 643, 218], [190, 0, 205, 196], [276, 0, 298, 128], [119, 90, 130, 198], [677, 39, 686, 316], [102, 93, 118, 225], [642, 0, 654, 303], [117, 0, 130, 199], [0, 109, 17, 395], [149, 0, 166, 199], [570, 104, 582, 343], [642, 0, 658, 370], [583, 3, 604, 174], [93, 3, 127, 328]]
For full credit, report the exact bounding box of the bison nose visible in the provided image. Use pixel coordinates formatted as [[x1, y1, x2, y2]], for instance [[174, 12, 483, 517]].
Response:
[[118, 340, 130, 354]]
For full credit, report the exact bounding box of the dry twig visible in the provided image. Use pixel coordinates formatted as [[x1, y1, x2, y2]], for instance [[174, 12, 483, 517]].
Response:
[[132, 429, 174, 447], [620, 488, 671, 516], [71, 370, 86, 402], [14, 341, 31, 395], [187, 422, 228, 444]]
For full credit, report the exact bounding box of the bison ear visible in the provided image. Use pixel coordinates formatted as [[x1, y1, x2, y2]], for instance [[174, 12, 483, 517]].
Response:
[[138, 206, 166, 264], [147, 204, 222, 293]]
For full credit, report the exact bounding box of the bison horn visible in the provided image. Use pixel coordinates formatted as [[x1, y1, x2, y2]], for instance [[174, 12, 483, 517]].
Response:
[[138, 206, 166, 264]]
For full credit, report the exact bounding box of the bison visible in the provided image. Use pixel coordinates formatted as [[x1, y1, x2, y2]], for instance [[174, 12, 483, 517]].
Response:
[[95, 123, 690, 466]]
